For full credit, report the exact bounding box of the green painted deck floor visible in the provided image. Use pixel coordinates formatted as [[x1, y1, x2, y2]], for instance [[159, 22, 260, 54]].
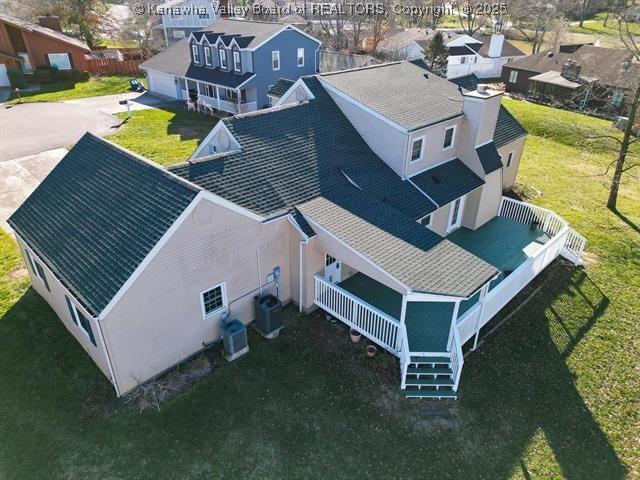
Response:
[[338, 273, 452, 352]]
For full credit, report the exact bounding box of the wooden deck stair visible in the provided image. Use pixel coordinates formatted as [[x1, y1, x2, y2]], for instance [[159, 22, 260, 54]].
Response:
[[402, 354, 457, 400]]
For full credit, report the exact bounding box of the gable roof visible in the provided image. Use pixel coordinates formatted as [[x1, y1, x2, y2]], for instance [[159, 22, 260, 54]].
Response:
[[195, 19, 286, 48], [410, 158, 484, 207], [268, 78, 295, 98], [473, 34, 525, 58], [320, 61, 464, 131], [0, 13, 89, 51], [319, 49, 379, 73], [450, 73, 480, 91], [507, 45, 636, 88], [299, 190, 498, 297], [494, 105, 528, 148], [476, 142, 503, 174], [169, 77, 437, 220], [8, 134, 199, 316], [140, 38, 191, 76]]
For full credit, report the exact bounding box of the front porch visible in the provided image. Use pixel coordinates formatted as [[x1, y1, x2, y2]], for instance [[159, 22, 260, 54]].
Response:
[[178, 77, 258, 114]]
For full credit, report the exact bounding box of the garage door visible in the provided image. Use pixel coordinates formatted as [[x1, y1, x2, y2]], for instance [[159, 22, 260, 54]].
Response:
[[0, 64, 9, 87], [147, 70, 178, 99]]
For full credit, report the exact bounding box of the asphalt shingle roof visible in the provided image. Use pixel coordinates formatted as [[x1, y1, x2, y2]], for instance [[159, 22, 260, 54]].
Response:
[[476, 141, 503, 174], [450, 73, 480, 91], [411, 158, 484, 207], [268, 78, 295, 97], [298, 191, 498, 297], [184, 64, 255, 88], [320, 61, 464, 131], [8, 134, 199, 316], [493, 105, 527, 149], [0, 12, 90, 51], [170, 77, 437, 220]]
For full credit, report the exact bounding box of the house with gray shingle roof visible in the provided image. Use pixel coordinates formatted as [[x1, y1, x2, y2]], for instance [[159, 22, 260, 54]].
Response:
[[9, 62, 585, 400], [141, 18, 321, 114]]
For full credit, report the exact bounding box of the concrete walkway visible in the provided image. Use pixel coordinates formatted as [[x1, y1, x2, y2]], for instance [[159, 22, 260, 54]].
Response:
[[0, 148, 67, 231]]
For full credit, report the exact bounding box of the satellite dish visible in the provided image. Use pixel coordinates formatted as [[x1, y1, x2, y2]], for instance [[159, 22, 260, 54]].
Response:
[[295, 87, 307, 102], [218, 129, 230, 150]]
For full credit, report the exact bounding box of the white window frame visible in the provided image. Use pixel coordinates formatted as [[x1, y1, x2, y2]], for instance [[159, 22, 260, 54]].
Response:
[[508, 70, 518, 84], [192, 44, 201, 64], [24, 248, 48, 287], [219, 49, 227, 69], [443, 125, 456, 150], [410, 137, 424, 162], [460, 56, 466, 65], [297, 47, 304, 67], [65, 296, 93, 341], [447, 196, 465, 233], [172, 30, 185, 39], [233, 50, 241, 72], [47, 53, 71, 70], [272, 50, 280, 71], [204, 46, 212, 66], [507, 151, 514, 167], [200, 282, 228, 320]]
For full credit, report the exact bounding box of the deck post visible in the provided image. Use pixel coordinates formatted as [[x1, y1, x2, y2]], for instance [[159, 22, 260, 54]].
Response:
[[399, 295, 407, 325], [473, 282, 490, 350], [215, 85, 221, 110], [447, 301, 460, 351]]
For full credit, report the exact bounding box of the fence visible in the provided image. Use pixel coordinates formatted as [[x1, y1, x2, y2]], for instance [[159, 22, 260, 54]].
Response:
[[84, 57, 144, 75]]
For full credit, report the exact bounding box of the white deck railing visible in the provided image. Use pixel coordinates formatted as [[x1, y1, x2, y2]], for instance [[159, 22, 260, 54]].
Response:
[[499, 196, 586, 265], [450, 327, 464, 390], [447, 61, 504, 79], [314, 274, 402, 355]]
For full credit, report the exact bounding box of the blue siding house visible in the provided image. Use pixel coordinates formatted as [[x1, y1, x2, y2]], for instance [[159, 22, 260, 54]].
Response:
[[142, 18, 321, 114]]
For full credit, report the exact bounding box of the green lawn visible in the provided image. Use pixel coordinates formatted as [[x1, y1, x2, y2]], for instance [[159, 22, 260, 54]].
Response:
[[570, 12, 640, 36], [8, 75, 137, 104], [0, 100, 638, 478], [107, 107, 218, 167]]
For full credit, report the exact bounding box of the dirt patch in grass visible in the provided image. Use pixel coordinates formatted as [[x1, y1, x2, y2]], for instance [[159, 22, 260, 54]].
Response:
[[5, 268, 28, 281]]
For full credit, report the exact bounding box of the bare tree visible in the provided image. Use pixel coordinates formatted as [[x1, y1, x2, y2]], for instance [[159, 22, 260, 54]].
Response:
[[457, 6, 490, 35], [369, 0, 395, 53], [548, 16, 570, 47], [509, 0, 568, 53]]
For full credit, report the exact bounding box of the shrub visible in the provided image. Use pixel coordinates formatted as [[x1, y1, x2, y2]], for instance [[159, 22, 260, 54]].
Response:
[[34, 68, 54, 84], [7, 68, 26, 89], [72, 70, 90, 82]]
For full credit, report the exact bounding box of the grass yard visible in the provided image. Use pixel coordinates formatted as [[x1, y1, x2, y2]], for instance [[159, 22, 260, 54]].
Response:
[[7, 75, 137, 104], [107, 107, 218, 167], [570, 12, 640, 36], [0, 100, 639, 478]]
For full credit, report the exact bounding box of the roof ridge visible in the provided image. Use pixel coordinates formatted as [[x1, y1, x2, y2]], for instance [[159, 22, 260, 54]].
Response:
[[222, 100, 306, 122], [88, 134, 202, 193], [320, 61, 402, 76]]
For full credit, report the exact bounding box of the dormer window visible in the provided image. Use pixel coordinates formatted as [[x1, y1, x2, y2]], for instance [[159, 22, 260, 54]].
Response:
[[233, 51, 241, 72], [192, 44, 200, 64], [204, 46, 212, 66], [219, 49, 227, 69]]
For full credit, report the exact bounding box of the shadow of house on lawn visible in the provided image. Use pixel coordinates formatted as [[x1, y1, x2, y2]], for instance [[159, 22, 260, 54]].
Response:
[[165, 105, 223, 145], [460, 263, 626, 479]]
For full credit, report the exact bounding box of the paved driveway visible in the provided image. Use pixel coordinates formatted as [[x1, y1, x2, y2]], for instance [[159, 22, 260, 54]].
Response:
[[64, 91, 176, 114], [0, 102, 121, 161]]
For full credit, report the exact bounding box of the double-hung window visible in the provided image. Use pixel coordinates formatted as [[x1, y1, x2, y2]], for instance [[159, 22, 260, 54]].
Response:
[[297, 48, 304, 67], [272, 50, 280, 70], [233, 51, 241, 72], [410, 138, 423, 162], [509, 70, 518, 83], [24, 249, 50, 291], [200, 283, 227, 319], [204, 46, 212, 66], [65, 295, 97, 346], [192, 44, 201, 64], [219, 49, 227, 69], [443, 126, 455, 149]]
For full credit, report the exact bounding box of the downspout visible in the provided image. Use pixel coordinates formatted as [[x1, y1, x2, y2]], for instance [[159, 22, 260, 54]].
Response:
[[95, 316, 122, 397], [299, 238, 309, 312]]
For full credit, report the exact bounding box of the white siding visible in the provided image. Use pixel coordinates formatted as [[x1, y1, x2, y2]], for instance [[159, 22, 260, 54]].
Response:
[[146, 70, 178, 99]]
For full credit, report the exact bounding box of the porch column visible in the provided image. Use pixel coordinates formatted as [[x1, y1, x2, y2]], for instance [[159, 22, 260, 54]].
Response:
[[473, 282, 490, 350], [447, 301, 460, 351], [236, 88, 241, 113], [215, 85, 220, 110], [399, 295, 407, 325]]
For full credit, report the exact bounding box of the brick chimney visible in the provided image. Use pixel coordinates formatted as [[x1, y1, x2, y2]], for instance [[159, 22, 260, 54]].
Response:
[[38, 15, 62, 32], [561, 59, 582, 82]]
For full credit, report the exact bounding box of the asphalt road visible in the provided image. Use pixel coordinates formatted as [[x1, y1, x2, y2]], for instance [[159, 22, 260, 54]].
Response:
[[0, 102, 121, 161]]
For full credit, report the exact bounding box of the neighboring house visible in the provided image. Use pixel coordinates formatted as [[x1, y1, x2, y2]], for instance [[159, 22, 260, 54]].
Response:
[[319, 49, 379, 73], [373, 29, 524, 79], [0, 13, 90, 86], [10, 62, 586, 400], [501, 44, 638, 117], [141, 18, 321, 114], [151, 0, 221, 47]]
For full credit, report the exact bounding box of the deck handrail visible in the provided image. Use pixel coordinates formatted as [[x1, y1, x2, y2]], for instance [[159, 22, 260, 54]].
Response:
[[451, 326, 464, 390], [314, 274, 402, 355]]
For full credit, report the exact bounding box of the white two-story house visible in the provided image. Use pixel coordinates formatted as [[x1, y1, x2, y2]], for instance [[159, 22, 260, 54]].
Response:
[[9, 61, 585, 400], [152, 0, 220, 47]]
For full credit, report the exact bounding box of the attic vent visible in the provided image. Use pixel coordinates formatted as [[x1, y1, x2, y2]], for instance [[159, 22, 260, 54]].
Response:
[[547, 51, 554, 58], [431, 174, 440, 184]]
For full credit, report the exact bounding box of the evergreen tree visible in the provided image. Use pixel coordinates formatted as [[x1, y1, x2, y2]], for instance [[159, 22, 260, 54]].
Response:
[[424, 31, 448, 75]]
